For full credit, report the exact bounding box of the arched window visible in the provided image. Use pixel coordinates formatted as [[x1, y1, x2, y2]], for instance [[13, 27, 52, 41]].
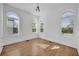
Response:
[[7, 11, 20, 34], [61, 11, 74, 34]]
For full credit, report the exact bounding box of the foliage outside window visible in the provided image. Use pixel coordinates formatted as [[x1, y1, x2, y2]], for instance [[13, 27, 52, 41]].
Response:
[[32, 18, 38, 33], [61, 11, 74, 34], [32, 23, 36, 32], [7, 12, 19, 35], [40, 23, 44, 32], [40, 18, 44, 32], [32, 18, 44, 33]]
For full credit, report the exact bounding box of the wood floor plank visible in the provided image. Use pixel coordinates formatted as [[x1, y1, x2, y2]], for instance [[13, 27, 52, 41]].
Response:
[[0, 37, 78, 56]]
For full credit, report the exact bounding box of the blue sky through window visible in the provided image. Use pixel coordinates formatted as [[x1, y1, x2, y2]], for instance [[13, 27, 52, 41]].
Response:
[[62, 11, 73, 18], [62, 19, 71, 27], [62, 12, 73, 28]]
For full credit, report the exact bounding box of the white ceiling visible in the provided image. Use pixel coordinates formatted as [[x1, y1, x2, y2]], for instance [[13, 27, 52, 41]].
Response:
[[7, 3, 77, 19]]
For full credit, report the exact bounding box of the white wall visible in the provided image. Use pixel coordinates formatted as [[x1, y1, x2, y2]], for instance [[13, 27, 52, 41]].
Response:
[[2, 4, 36, 45], [0, 4, 3, 46], [0, 4, 3, 54], [39, 3, 78, 48], [75, 4, 79, 53]]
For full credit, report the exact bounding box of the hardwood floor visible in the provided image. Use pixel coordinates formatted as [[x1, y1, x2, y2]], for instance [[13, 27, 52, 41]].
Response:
[[0, 37, 78, 56]]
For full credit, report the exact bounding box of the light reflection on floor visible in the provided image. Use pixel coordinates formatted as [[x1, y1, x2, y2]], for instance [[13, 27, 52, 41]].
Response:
[[33, 43, 50, 49], [50, 45, 60, 50]]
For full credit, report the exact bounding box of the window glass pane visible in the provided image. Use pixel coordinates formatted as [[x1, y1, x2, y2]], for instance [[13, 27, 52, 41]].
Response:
[[61, 11, 74, 34], [32, 18, 37, 32], [32, 23, 36, 32], [40, 23, 44, 32], [32, 18, 44, 33], [7, 12, 19, 34]]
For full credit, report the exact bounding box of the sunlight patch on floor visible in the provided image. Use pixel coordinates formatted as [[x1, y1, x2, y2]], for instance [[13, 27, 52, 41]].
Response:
[[33, 43, 50, 49], [51, 45, 60, 50]]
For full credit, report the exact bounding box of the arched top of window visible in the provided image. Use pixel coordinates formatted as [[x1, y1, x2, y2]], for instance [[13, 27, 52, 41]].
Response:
[[62, 11, 74, 18], [61, 11, 74, 34], [7, 11, 19, 20]]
